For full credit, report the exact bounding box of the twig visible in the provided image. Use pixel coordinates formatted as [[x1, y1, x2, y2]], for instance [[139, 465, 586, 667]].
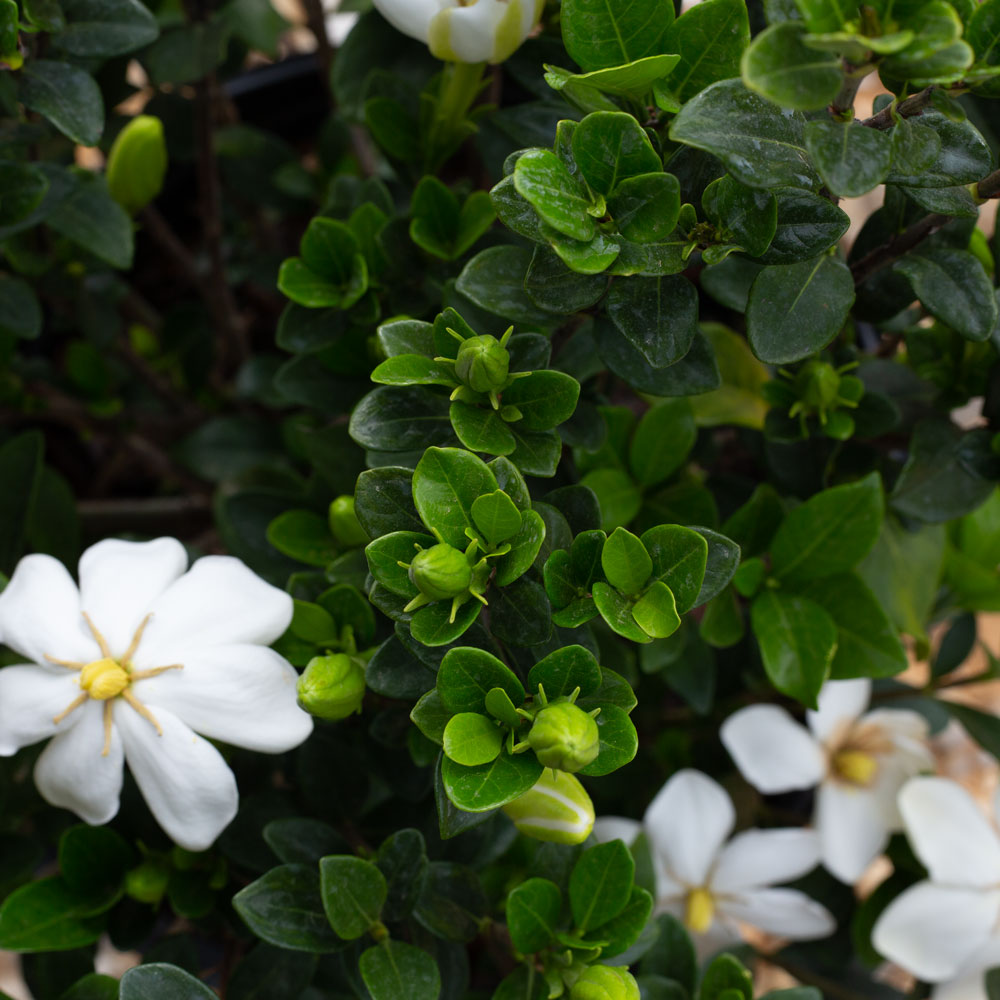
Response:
[[301, 0, 334, 102], [849, 211, 951, 285], [861, 85, 936, 129]]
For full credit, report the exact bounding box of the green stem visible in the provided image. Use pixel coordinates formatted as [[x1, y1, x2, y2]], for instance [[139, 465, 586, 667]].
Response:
[[424, 60, 486, 172]]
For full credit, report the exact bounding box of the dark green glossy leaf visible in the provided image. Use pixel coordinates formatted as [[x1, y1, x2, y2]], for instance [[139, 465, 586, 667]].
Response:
[[441, 752, 543, 812], [359, 941, 440, 1000], [507, 878, 562, 953], [568, 840, 634, 933], [319, 856, 387, 940], [804, 120, 893, 197], [742, 22, 842, 110], [561, 0, 675, 71], [606, 275, 698, 369]]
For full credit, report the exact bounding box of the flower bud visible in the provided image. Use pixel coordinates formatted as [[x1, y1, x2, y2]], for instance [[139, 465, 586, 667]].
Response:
[[409, 543, 472, 601], [124, 859, 170, 904], [455, 335, 510, 393], [297, 653, 366, 720], [502, 770, 594, 844], [528, 702, 599, 772], [106, 115, 168, 216], [329, 495, 369, 547], [372, 0, 544, 64], [796, 360, 841, 411], [570, 966, 640, 1000]]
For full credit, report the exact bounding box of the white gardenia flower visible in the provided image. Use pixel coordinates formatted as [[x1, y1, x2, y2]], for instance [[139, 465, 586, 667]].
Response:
[[0, 538, 313, 852], [873, 777, 1000, 998], [721, 678, 933, 884], [593, 769, 835, 956], [372, 0, 544, 64]]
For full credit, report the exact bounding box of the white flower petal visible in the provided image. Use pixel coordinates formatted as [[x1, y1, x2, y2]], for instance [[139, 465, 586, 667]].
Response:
[[644, 769, 734, 888], [592, 816, 642, 847], [34, 700, 123, 825], [898, 777, 1000, 888], [133, 644, 312, 753], [931, 937, 1000, 1000], [116, 701, 238, 852], [873, 882, 1000, 982], [711, 829, 821, 893], [428, 0, 542, 63], [0, 665, 83, 755], [0, 554, 96, 665], [807, 678, 871, 744], [815, 779, 889, 884], [720, 705, 825, 793], [690, 919, 742, 962], [720, 887, 836, 940], [371, 0, 442, 42], [78, 538, 187, 659], [136, 556, 293, 663]]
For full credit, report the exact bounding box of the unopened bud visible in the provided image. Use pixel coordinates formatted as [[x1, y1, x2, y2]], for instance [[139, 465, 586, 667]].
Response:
[[124, 859, 170, 904], [455, 335, 510, 394], [106, 115, 167, 215], [502, 770, 594, 844], [796, 360, 841, 410], [409, 543, 472, 601], [329, 495, 369, 547], [297, 653, 366, 720], [570, 966, 640, 1000], [528, 702, 599, 772]]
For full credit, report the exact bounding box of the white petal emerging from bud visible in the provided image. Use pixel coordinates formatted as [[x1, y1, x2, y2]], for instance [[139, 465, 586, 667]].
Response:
[[503, 770, 595, 844]]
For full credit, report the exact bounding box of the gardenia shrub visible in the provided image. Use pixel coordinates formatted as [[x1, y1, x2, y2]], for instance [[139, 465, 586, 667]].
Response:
[[3, 0, 1000, 997]]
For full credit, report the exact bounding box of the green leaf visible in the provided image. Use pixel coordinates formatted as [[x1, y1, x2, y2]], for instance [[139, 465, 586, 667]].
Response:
[[56, 0, 158, 56], [641, 524, 709, 614], [508, 426, 563, 478], [771, 473, 883, 583], [46, 170, 133, 269], [450, 401, 517, 457], [278, 255, 367, 309], [437, 646, 525, 713], [742, 22, 842, 110], [485, 687, 523, 727], [804, 120, 893, 198], [264, 819, 347, 866], [632, 580, 681, 638], [0, 431, 43, 574], [584, 885, 654, 957], [413, 446, 499, 549], [670, 79, 816, 190], [490, 577, 554, 647], [443, 713, 504, 766], [514, 149, 595, 242], [895, 247, 998, 341], [800, 572, 908, 679], [457, 246, 557, 325], [441, 752, 543, 812], [493, 967, 549, 1000], [701, 954, 753, 1000], [528, 645, 603, 700], [629, 399, 697, 488], [359, 941, 440, 1000], [227, 944, 317, 1000], [637, 914, 697, 991], [0, 877, 104, 952], [355, 466, 423, 537], [318, 856, 387, 940], [606, 275, 698, 369], [58, 825, 131, 902], [593, 582, 650, 643], [762, 189, 850, 264], [751, 590, 838, 706], [409, 175, 459, 257], [942, 702, 1000, 758], [571, 112, 663, 196], [602, 526, 653, 595], [19, 60, 103, 146], [547, 54, 682, 101], [0, 162, 49, 228], [747, 255, 855, 364], [694, 527, 741, 605], [410, 599, 483, 647], [663, 0, 750, 101], [503, 371, 581, 432], [582, 467, 643, 533], [471, 490, 522, 546], [59, 973, 119, 1000], [371, 355, 457, 387], [606, 172, 681, 244], [525, 245, 608, 313], [507, 878, 562, 953], [702, 176, 777, 258], [885, 111, 991, 188], [21, 0, 64, 31], [120, 965, 216, 1000], [561, 0, 675, 71], [365, 530, 433, 597], [569, 840, 634, 934], [0, 275, 38, 342], [267, 510, 336, 567], [233, 864, 341, 953], [413, 860, 487, 943], [494, 508, 546, 587]]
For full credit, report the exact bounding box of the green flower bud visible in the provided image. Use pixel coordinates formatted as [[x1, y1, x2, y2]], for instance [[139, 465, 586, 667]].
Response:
[[570, 966, 640, 1000], [297, 653, 366, 719], [124, 859, 170, 904], [796, 360, 841, 410], [502, 770, 595, 844], [409, 543, 472, 601], [455, 335, 510, 393], [106, 115, 168, 216], [329, 495, 369, 547], [528, 702, 599, 772]]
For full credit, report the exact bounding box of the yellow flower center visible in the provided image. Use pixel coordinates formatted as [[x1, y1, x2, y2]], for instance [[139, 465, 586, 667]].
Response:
[[79, 658, 130, 700], [684, 887, 715, 933], [45, 611, 183, 756], [832, 749, 878, 786]]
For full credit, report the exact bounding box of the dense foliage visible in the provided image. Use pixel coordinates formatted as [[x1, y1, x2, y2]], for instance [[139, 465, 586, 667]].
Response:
[[3, 0, 1000, 997]]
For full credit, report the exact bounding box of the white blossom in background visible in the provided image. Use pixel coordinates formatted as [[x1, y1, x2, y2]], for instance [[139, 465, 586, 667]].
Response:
[[0, 538, 313, 851], [593, 769, 835, 956], [721, 678, 933, 884], [371, 0, 544, 63], [873, 777, 1000, 1000]]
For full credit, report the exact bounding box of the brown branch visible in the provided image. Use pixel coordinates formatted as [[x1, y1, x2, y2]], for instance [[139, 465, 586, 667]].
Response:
[[861, 85, 936, 130], [301, 0, 334, 101]]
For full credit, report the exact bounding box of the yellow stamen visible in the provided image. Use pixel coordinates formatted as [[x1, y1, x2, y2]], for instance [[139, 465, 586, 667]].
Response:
[[81, 611, 112, 659], [80, 658, 130, 700], [833, 749, 878, 787], [121, 689, 164, 737], [685, 888, 715, 933], [120, 613, 151, 666], [129, 663, 183, 681], [102, 701, 113, 757], [53, 692, 88, 725], [44, 655, 85, 670]]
